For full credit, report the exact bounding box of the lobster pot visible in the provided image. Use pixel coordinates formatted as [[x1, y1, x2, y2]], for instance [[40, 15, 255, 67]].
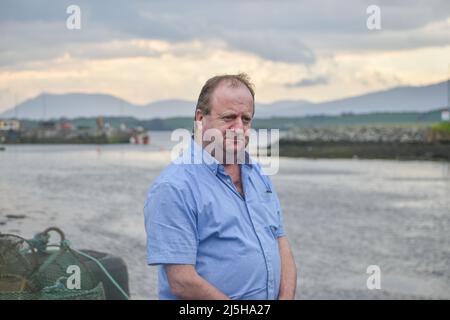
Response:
[[0, 229, 105, 300]]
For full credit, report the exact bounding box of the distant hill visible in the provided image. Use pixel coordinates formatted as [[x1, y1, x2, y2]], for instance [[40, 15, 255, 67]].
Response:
[[0, 93, 195, 120], [143, 99, 194, 118], [301, 81, 448, 115], [1, 81, 448, 120]]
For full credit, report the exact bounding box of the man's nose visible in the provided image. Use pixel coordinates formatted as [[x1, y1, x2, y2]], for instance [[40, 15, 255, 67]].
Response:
[[231, 117, 245, 130]]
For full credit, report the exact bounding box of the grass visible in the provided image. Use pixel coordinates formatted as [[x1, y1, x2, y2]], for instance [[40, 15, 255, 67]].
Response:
[[431, 122, 450, 134]]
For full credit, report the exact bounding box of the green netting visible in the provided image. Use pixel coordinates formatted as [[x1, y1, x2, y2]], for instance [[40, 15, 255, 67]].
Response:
[[0, 283, 105, 300], [0, 228, 106, 300]]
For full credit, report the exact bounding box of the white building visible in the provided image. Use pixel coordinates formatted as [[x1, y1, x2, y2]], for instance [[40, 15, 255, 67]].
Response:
[[441, 110, 450, 122], [0, 119, 21, 131]]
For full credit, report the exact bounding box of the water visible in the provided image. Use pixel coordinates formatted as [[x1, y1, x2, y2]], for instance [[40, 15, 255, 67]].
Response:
[[1, 131, 449, 299]]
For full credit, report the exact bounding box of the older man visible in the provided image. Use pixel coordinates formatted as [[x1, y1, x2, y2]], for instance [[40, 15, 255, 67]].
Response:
[[144, 73, 297, 300]]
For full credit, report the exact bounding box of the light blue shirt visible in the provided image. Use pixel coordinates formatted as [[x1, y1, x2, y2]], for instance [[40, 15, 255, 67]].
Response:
[[144, 138, 285, 299]]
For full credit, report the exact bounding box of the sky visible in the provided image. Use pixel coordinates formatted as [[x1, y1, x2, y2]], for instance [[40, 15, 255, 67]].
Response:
[[0, 0, 449, 113]]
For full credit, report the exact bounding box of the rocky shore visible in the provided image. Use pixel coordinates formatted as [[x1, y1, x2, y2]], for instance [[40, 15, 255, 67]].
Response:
[[279, 125, 450, 160]]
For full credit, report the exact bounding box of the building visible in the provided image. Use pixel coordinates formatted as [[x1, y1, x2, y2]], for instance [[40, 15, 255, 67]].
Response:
[[0, 119, 21, 131], [0, 119, 21, 143]]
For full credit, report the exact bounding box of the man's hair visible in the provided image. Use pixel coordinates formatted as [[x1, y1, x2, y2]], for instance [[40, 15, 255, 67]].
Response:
[[195, 73, 255, 116]]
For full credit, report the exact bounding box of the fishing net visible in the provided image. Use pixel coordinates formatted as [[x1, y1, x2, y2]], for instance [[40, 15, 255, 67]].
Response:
[[0, 227, 105, 300]]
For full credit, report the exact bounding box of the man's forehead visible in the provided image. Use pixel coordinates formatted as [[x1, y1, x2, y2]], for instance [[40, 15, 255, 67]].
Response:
[[211, 82, 254, 112], [219, 108, 253, 116]]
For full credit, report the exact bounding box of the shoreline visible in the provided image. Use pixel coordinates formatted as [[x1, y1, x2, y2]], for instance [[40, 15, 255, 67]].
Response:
[[278, 140, 450, 161]]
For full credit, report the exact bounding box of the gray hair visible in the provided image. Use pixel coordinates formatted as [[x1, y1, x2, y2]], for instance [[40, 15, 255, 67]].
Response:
[[195, 73, 255, 116]]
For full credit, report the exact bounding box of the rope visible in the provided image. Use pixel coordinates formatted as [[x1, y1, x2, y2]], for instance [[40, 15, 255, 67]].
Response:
[[28, 233, 50, 253], [27, 228, 130, 300]]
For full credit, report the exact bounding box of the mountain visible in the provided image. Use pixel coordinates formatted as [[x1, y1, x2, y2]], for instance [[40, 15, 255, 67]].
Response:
[[256, 100, 314, 118], [0, 93, 194, 120], [0, 81, 448, 120], [142, 99, 194, 118], [302, 81, 448, 116], [0, 93, 137, 119], [257, 81, 448, 117]]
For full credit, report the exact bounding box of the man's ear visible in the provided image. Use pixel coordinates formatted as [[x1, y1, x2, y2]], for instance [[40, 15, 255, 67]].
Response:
[[194, 109, 204, 143], [195, 109, 204, 122]]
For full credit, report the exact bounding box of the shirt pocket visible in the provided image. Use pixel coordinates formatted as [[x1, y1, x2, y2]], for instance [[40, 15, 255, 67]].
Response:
[[256, 191, 280, 225], [264, 225, 279, 240]]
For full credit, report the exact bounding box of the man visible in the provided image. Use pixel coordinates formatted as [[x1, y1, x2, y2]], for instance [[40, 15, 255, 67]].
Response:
[[144, 73, 297, 299]]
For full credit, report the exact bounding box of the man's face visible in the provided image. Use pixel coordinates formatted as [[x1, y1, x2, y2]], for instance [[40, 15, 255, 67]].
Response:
[[196, 82, 254, 161]]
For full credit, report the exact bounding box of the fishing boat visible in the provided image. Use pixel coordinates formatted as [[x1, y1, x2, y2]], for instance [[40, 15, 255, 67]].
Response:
[[129, 130, 150, 145]]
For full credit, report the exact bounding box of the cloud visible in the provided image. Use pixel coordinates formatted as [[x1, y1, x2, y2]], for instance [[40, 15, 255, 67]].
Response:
[[221, 30, 316, 64], [0, 0, 449, 112], [1, 0, 449, 68], [285, 76, 329, 88]]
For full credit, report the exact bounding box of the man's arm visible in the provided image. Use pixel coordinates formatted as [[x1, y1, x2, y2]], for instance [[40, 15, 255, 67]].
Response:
[[165, 264, 230, 300], [277, 236, 297, 299]]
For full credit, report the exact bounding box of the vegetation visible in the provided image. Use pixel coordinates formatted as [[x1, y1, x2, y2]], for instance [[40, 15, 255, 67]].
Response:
[[429, 122, 450, 143], [278, 141, 450, 161], [16, 109, 444, 132], [431, 122, 450, 134]]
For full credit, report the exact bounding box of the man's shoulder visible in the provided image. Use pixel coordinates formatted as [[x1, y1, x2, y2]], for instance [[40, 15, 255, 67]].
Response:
[[146, 161, 204, 195], [249, 161, 270, 178], [248, 161, 275, 191]]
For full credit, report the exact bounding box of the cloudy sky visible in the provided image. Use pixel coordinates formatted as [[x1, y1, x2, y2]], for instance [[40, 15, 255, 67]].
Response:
[[0, 0, 449, 112]]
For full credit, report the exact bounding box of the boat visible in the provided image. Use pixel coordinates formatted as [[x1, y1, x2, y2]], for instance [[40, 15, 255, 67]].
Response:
[[129, 131, 150, 145]]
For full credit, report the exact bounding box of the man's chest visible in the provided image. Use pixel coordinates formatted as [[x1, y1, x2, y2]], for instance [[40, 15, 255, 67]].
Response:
[[194, 172, 281, 242]]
